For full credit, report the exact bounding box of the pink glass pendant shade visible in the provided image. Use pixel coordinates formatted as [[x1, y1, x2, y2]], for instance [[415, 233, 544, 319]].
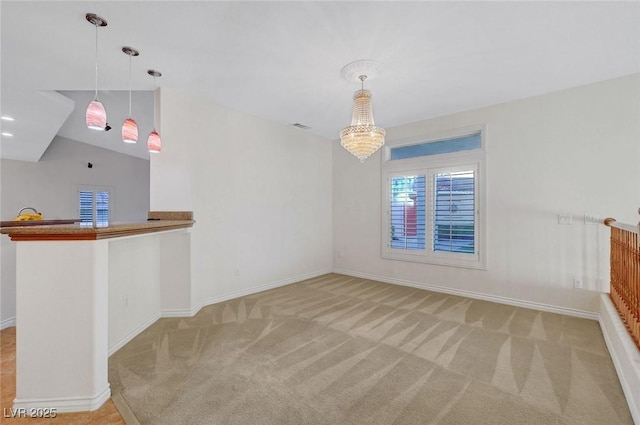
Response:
[[147, 130, 162, 153], [86, 100, 107, 130], [122, 118, 138, 143]]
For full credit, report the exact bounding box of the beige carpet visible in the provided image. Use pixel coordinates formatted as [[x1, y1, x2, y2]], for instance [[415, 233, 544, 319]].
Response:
[[109, 273, 632, 425]]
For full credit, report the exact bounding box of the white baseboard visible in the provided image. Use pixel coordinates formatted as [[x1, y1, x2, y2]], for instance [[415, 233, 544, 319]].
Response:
[[189, 269, 333, 317], [111, 393, 141, 425], [108, 313, 161, 356], [13, 385, 110, 414], [332, 269, 599, 320], [598, 295, 640, 425], [160, 308, 193, 318], [1, 316, 16, 330]]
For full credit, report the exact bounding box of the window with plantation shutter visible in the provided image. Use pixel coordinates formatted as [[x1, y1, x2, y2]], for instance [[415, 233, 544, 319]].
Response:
[[382, 127, 486, 269], [78, 187, 111, 226], [79, 191, 94, 224], [96, 191, 110, 224], [433, 170, 475, 254], [390, 175, 426, 250]]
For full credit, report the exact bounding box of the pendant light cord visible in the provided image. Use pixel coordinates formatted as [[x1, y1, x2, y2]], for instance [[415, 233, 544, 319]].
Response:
[[128, 53, 132, 117], [152, 75, 157, 129], [94, 24, 99, 101]]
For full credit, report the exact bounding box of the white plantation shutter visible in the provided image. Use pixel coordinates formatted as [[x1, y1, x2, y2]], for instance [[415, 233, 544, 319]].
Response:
[[432, 170, 475, 254], [96, 191, 110, 224], [389, 175, 426, 250], [78, 187, 111, 225], [79, 191, 94, 224]]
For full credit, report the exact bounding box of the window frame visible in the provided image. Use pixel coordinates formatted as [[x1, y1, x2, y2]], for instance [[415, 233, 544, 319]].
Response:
[[76, 185, 113, 226], [381, 125, 487, 270]]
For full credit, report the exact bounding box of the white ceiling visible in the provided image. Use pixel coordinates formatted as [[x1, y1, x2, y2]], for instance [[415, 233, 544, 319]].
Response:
[[0, 89, 74, 162], [1, 1, 639, 160]]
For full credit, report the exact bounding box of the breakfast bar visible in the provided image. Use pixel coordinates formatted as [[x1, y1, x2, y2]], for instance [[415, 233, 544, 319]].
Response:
[[1, 212, 194, 413]]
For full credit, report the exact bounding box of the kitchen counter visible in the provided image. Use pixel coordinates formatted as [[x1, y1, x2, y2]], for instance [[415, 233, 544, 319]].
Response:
[[0, 219, 80, 227], [5, 210, 194, 413], [1, 219, 194, 241]]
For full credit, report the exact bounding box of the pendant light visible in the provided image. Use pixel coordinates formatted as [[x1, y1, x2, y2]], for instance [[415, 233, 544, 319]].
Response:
[[85, 13, 108, 130], [121, 46, 140, 143], [339, 60, 386, 163], [146, 70, 162, 153]]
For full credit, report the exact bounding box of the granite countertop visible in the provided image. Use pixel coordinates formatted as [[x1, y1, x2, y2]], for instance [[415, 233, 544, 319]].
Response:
[[0, 219, 80, 227], [1, 219, 194, 241]]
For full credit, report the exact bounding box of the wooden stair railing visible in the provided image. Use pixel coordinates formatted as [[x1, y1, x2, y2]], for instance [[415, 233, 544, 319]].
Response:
[[604, 213, 640, 351]]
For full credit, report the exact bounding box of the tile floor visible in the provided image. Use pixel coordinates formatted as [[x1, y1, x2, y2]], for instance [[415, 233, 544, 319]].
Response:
[[1, 327, 126, 424]]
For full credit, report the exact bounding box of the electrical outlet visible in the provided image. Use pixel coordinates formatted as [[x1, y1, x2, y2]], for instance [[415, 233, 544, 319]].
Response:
[[573, 278, 583, 289], [584, 214, 600, 225], [558, 214, 573, 225], [234, 268, 240, 276]]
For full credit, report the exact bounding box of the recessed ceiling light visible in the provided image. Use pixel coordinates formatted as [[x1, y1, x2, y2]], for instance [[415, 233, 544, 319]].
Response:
[[2, 132, 14, 137], [1, 116, 14, 121]]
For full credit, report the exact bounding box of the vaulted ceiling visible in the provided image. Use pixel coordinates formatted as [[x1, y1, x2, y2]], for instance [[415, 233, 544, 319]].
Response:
[[2, 1, 639, 161]]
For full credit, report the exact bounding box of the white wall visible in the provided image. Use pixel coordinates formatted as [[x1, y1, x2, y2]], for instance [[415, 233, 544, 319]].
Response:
[[151, 88, 333, 311], [1, 136, 150, 221], [108, 236, 161, 351], [108, 230, 192, 353], [1, 136, 150, 325], [14, 240, 110, 411], [333, 74, 640, 314]]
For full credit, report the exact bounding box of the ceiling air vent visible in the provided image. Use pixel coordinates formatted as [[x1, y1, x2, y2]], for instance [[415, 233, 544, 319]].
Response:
[[291, 123, 311, 130]]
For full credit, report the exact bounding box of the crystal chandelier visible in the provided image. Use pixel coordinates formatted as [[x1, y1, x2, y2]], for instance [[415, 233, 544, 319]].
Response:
[[339, 60, 385, 163], [340, 74, 385, 162]]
